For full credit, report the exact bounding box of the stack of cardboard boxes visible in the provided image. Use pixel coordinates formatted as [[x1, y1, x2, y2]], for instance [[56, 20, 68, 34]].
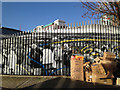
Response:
[[90, 52, 116, 85], [71, 52, 119, 85]]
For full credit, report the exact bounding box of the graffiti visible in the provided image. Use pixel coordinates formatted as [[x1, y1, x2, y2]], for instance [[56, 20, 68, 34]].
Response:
[[28, 52, 48, 76], [1, 34, 120, 76], [16, 64, 30, 75], [28, 37, 120, 75]]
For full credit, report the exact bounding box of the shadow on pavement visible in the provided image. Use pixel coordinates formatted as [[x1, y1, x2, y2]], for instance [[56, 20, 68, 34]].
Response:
[[18, 77, 120, 89]]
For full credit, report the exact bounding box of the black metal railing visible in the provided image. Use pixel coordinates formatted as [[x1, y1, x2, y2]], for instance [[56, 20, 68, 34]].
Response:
[[1, 21, 120, 76]]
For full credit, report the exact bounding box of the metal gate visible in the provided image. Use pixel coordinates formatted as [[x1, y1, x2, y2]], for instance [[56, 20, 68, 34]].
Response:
[[1, 21, 120, 76]]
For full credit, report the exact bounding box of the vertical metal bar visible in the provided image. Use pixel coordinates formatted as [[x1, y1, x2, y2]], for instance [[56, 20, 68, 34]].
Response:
[[96, 20, 99, 58], [21, 32, 23, 75], [110, 24, 112, 53], [3, 39, 5, 74], [11, 36, 13, 75], [54, 23, 56, 76], [14, 33, 16, 75], [64, 24, 67, 76], [111, 24, 113, 53], [88, 21, 90, 62], [4, 39, 6, 74], [18, 32, 21, 75], [57, 24, 59, 76], [41, 29, 43, 76], [35, 32, 37, 75], [115, 25, 116, 54], [117, 26, 120, 58], [25, 32, 27, 75], [39, 31, 41, 76], [112, 24, 114, 54], [68, 23, 70, 76], [55, 24, 57, 76], [117, 25, 119, 56], [8, 37, 10, 75], [108, 22, 111, 52], [8, 38, 10, 74], [35, 31, 37, 75], [82, 21, 84, 56], [10, 36, 13, 75], [11, 34, 15, 74], [30, 31, 32, 75], [44, 28, 46, 76], [1, 39, 3, 74], [76, 22, 78, 54], [114, 25, 116, 55], [13, 34, 16, 75], [99, 20, 101, 57], [33, 31, 35, 75], [27, 31, 30, 75], [46, 26, 48, 75], [103, 21, 105, 54], [93, 20, 95, 63], [79, 22, 81, 55], [72, 22, 74, 70], [5, 38, 7, 74], [50, 25, 52, 75], [100, 21, 103, 57], [115, 25, 117, 55], [47, 28, 49, 75], [38, 31, 40, 76], [60, 23, 63, 76], [46, 28, 47, 76], [16, 33, 18, 75], [91, 20, 93, 45], [107, 21, 109, 51], [61, 25, 63, 75]]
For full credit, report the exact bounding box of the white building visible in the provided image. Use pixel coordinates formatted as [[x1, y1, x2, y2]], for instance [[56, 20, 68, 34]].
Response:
[[54, 19, 65, 29], [33, 19, 66, 32], [34, 25, 44, 32]]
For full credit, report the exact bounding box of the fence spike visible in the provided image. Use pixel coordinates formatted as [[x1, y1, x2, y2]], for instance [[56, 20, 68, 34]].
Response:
[[94, 20, 95, 24], [97, 20, 98, 24], [88, 20, 90, 25], [85, 21, 87, 25], [76, 22, 78, 28], [91, 20, 93, 24], [70, 23, 72, 29], [73, 22, 75, 28], [82, 21, 84, 26], [65, 24, 66, 29], [67, 23, 69, 29], [99, 20, 101, 25], [79, 22, 81, 27]]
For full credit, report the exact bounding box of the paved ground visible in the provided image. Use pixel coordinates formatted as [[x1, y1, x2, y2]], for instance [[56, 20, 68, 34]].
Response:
[[1, 75, 120, 89]]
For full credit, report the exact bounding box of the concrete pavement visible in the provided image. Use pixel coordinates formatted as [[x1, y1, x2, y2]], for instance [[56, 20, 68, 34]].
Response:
[[1, 75, 120, 89]]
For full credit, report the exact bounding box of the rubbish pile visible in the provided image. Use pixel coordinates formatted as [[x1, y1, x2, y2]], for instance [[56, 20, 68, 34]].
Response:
[[71, 52, 120, 85]]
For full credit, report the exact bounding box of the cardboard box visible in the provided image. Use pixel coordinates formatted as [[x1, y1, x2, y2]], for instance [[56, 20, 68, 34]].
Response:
[[101, 60, 117, 78], [71, 55, 84, 81], [91, 63, 107, 77], [85, 71, 92, 82], [116, 78, 120, 86], [94, 57, 103, 64], [93, 78, 113, 85], [103, 52, 115, 61]]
